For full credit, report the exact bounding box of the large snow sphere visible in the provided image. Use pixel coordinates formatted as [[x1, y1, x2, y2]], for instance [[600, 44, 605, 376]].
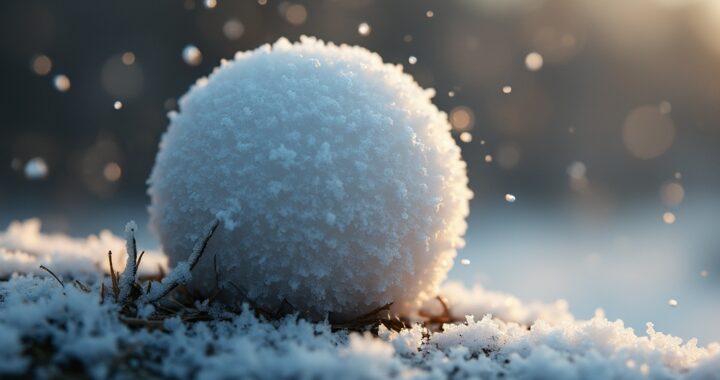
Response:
[[148, 37, 472, 319]]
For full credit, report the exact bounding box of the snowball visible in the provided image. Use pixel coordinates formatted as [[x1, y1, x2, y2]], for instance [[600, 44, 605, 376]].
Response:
[[148, 36, 472, 319]]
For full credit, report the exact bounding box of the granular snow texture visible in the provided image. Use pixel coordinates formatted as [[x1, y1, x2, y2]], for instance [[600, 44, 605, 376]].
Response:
[[148, 36, 472, 318], [0, 220, 719, 379]]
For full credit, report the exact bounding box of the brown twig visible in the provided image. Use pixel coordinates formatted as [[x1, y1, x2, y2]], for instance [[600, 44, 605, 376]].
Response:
[[418, 295, 452, 325], [39, 265, 64, 288], [330, 303, 396, 332], [108, 251, 119, 300], [73, 279, 90, 293], [143, 219, 219, 303], [136, 251, 145, 269]]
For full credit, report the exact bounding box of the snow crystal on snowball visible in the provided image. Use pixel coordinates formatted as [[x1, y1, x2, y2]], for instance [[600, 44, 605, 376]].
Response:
[[148, 36, 473, 318]]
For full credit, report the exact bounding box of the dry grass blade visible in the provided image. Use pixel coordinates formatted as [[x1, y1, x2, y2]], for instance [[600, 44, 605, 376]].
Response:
[[274, 299, 296, 317], [330, 302, 395, 332], [39, 265, 64, 288], [108, 251, 119, 300], [356, 302, 394, 321], [187, 219, 220, 272], [418, 295, 452, 325], [73, 279, 90, 293], [228, 281, 275, 318], [119, 316, 165, 331], [143, 219, 219, 303], [136, 251, 145, 268]]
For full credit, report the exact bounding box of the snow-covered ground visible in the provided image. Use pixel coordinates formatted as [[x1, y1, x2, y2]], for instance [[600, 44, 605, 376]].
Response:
[[2, 270, 717, 379], [3, 194, 717, 343], [452, 197, 720, 344], [1, 204, 720, 378]]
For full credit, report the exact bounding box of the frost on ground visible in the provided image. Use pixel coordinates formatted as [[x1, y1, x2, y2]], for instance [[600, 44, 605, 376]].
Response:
[[1, 220, 719, 379]]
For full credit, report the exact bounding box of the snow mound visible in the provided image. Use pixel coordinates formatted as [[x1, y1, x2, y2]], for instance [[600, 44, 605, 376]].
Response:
[[0, 219, 166, 279], [1, 221, 719, 379], [148, 36, 472, 318], [421, 281, 574, 326], [1, 274, 718, 379]]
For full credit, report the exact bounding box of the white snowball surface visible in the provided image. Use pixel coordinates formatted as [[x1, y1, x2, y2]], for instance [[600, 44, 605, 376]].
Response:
[[148, 36, 472, 318]]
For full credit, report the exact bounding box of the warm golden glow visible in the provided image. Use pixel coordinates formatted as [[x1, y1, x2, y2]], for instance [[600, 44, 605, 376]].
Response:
[[121, 52, 136, 65], [103, 162, 122, 182], [285, 4, 307, 25], [53, 75, 71, 92], [31, 55, 52, 76], [525, 52, 544, 71], [662, 212, 676, 224], [450, 106, 474, 131]]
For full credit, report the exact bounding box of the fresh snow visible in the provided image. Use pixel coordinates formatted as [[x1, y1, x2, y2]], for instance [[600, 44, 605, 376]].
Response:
[[1, 220, 719, 379], [0, 219, 166, 279]]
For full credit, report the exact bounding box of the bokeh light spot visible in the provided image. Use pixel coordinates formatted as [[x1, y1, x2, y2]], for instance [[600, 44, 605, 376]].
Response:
[[663, 212, 676, 224], [31, 54, 52, 76], [660, 181, 684, 206], [567, 161, 587, 179], [24, 157, 48, 179], [450, 106, 474, 131], [284, 4, 307, 26], [53, 74, 70, 92], [223, 18, 244, 40], [525, 52, 544, 71], [182, 45, 203, 66], [358, 22, 371, 36], [121, 52, 135, 65], [623, 105, 675, 160], [103, 162, 122, 182]]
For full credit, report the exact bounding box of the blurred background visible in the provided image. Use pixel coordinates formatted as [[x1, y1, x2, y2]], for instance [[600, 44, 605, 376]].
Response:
[[1, 0, 719, 342]]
